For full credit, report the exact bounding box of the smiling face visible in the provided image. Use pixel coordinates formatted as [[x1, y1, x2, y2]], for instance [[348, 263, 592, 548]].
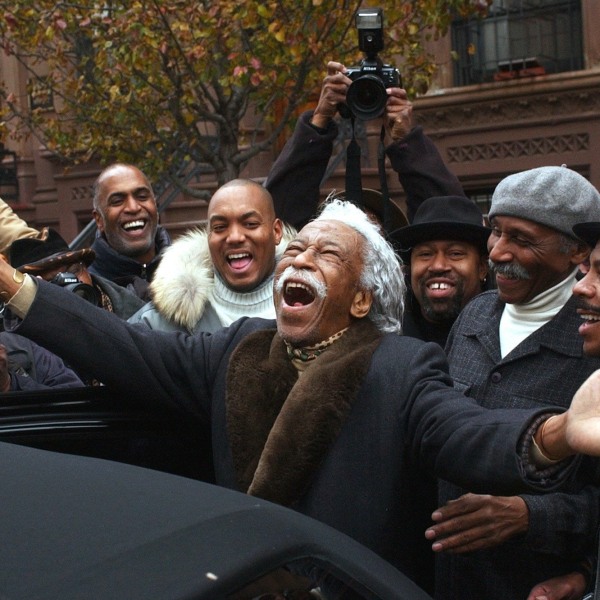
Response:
[[488, 215, 589, 305], [410, 239, 487, 324], [274, 220, 373, 347], [574, 241, 600, 357], [93, 165, 158, 264], [208, 182, 283, 292]]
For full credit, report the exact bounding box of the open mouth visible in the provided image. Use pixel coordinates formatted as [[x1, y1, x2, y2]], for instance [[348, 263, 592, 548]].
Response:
[[427, 282, 452, 291], [424, 280, 455, 299], [122, 220, 146, 233], [227, 252, 252, 270], [578, 310, 600, 339], [283, 281, 316, 307], [580, 313, 600, 323]]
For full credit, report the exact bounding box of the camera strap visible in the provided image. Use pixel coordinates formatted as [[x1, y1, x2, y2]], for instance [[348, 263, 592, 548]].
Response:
[[344, 117, 393, 236], [344, 114, 363, 205], [377, 123, 392, 235]]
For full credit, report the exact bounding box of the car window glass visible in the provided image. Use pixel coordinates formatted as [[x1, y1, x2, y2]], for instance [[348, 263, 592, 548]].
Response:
[[228, 558, 383, 599]]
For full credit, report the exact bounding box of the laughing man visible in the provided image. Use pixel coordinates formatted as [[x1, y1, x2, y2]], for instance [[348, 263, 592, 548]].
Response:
[[90, 163, 170, 301], [128, 179, 291, 334], [0, 199, 589, 594]]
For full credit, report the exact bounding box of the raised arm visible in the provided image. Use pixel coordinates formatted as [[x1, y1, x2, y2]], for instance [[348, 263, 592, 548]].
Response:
[[0, 199, 40, 254], [384, 91, 466, 223], [265, 61, 348, 229]]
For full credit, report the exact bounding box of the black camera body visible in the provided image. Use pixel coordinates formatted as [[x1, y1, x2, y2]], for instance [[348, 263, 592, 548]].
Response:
[[51, 272, 99, 306], [343, 8, 401, 121], [346, 62, 400, 89], [345, 61, 401, 120]]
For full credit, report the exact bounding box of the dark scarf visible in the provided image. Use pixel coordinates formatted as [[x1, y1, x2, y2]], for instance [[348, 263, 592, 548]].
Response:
[[225, 318, 383, 507], [88, 226, 171, 284]]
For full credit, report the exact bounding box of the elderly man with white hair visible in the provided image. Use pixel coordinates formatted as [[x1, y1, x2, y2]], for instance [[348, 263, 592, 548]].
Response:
[[0, 199, 594, 595]]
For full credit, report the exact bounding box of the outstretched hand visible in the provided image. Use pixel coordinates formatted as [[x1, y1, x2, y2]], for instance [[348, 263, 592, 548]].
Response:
[[565, 369, 600, 456]]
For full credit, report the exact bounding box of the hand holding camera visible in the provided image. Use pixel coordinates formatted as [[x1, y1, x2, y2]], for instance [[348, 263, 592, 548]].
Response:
[[310, 9, 410, 141], [385, 87, 414, 141], [341, 7, 401, 121], [311, 61, 351, 130]]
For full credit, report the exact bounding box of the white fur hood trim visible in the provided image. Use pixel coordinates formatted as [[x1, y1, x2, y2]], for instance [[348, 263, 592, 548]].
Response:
[[149, 228, 213, 331], [149, 224, 296, 332]]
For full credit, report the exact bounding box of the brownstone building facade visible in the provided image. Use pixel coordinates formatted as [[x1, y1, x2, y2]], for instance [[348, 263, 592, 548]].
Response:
[[417, 0, 600, 220], [1, 0, 598, 241]]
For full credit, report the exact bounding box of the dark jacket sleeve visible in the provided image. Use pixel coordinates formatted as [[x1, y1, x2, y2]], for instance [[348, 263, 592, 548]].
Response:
[[9, 280, 264, 419], [1, 333, 84, 391], [10, 367, 81, 392], [519, 477, 600, 556], [7, 281, 581, 495], [386, 125, 466, 223], [267, 114, 465, 228], [382, 336, 580, 495], [265, 111, 338, 230]]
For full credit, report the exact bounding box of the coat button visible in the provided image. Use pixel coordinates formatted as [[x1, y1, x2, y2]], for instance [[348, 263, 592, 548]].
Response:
[[491, 372, 502, 383]]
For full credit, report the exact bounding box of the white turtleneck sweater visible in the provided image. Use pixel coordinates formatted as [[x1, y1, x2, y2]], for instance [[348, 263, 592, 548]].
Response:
[[210, 271, 276, 327], [499, 268, 578, 358]]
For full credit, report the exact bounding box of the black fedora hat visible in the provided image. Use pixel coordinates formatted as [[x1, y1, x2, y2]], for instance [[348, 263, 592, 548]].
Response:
[[9, 227, 95, 274], [573, 222, 600, 248], [332, 188, 409, 233], [391, 195, 491, 254]]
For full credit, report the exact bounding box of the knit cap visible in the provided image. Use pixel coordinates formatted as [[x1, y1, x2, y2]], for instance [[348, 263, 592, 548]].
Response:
[[488, 166, 600, 238]]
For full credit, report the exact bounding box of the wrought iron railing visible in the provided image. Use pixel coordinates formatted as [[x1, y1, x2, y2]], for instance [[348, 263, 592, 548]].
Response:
[[451, 0, 583, 86]]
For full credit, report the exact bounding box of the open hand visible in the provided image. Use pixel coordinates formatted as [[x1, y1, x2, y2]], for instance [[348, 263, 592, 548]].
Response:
[[425, 492, 529, 553], [565, 369, 600, 456]]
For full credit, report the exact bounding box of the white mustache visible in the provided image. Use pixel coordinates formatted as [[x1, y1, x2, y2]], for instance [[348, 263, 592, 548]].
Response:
[[275, 266, 327, 299]]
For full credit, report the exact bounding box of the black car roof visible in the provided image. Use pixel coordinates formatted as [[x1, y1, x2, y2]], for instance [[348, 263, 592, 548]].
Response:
[[0, 442, 431, 600]]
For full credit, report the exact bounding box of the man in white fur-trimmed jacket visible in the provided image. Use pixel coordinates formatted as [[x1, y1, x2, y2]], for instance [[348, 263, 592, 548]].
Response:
[[128, 179, 296, 334]]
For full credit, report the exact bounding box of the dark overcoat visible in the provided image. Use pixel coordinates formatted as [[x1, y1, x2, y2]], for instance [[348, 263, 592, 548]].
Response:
[[13, 281, 579, 591]]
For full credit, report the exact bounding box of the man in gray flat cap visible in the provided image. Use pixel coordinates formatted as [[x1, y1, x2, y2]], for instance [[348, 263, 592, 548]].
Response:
[[427, 166, 600, 600]]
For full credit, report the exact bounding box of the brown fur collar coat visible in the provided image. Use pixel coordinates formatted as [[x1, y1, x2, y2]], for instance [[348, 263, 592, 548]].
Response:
[[225, 318, 383, 507]]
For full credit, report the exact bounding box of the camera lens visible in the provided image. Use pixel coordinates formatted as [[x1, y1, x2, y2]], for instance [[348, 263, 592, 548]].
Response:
[[69, 283, 100, 305], [50, 272, 99, 306], [346, 75, 387, 120]]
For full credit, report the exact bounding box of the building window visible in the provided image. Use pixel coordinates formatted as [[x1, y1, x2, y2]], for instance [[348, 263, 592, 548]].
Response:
[[466, 190, 494, 223], [0, 145, 19, 203], [452, 0, 583, 86]]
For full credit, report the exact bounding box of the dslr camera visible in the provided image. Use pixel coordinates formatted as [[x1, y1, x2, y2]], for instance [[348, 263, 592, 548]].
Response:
[[51, 272, 100, 306], [343, 8, 401, 121]]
